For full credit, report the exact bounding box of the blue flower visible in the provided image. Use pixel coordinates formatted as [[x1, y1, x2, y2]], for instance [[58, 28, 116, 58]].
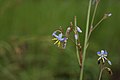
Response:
[[97, 50, 112, 65], [52, 31, 67, 48]]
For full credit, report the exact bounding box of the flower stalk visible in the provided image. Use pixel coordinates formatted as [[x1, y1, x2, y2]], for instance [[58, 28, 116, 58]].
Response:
[[98, 67, 112, 80], [98, 65, 104, 80], [80, 0, 92, 80], [97, 50, 112, 80], [74, 16, 81, 67]]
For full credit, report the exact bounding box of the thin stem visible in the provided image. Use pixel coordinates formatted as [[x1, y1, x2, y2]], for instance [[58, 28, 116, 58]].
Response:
[[69, 37, 76, 46], [92, 16, 105, 31], [90, 1, 99, 28], [74, 16, 81, 66], [98, 67, 108, 80], [87, 0, 100, 42], [80, 0, 92, 80], [87, 16, 105, 41], [99, 69, 103, 80]]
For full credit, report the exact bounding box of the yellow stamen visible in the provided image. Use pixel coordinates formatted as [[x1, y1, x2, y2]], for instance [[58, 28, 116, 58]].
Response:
[[54, 40, 59, 45], [57, 41, 61, 47], [52, 38, 57, 41], [102, 58, 105, 63], [98, 57, 101, 61]]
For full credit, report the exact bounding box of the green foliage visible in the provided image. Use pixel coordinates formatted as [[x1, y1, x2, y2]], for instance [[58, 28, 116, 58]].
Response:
[[0, 0, 120, 80]]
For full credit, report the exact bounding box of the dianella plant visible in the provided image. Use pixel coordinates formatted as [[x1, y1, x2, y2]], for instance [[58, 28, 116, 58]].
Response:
[[52, 0, 112, 80]]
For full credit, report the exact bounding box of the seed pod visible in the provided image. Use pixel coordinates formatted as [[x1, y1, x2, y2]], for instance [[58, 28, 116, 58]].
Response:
[[65, 22, 73, 37], [106, 67, 113, 75]]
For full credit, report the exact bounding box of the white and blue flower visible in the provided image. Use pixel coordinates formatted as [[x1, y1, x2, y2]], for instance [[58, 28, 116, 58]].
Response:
[[97, 50, 112, 65], [52, 30, 67, 48]]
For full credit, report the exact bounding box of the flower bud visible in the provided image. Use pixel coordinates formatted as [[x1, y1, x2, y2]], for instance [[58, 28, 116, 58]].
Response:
[[75, 34, 78, 40], [77, 26, 82, 33], [104, 13, 112, 19]]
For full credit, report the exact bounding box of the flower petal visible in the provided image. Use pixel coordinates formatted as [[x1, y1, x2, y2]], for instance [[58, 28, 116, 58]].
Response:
[[103, 56, 112, 65], [58, 33, 63, 39], [52, 31, 58, 38], [104, 50, 108, 56], [105, 50, 108, 54], [108, 60, 112, 65], [77, 26, 82, 33], [59, 38, 64, 41], [104, 57, 108, 61], [101, 50, 105, 55], [97, 51, 101, 56]]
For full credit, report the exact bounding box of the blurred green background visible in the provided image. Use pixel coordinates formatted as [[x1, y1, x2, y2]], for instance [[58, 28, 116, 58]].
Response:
[[0, 0, 120, 80]]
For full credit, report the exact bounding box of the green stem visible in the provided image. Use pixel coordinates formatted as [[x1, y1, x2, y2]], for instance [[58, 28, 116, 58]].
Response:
[[74, 16, 81, 66], [87, 15, 105, 42], [87, 0, 100, 42], [92, 16, 105, 31], [98, 68, 103, 80], [98, 67, 107, 80], [80, 0, 92, 80], [90, 1, 99, 28]]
